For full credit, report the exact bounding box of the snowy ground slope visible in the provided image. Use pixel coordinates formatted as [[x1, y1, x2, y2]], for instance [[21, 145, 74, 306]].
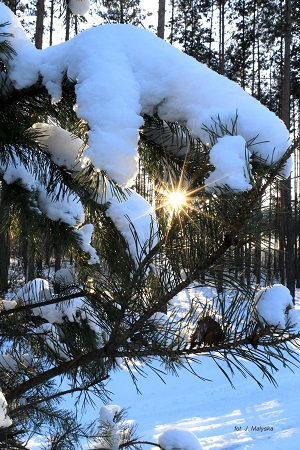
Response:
[[106, 290, 300, 450]]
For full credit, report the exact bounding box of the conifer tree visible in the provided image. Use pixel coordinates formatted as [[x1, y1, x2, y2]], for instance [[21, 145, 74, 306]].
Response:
[[97, 0, 149, 25], [167, 0, 218, 69], [0, 4, 300, 449]]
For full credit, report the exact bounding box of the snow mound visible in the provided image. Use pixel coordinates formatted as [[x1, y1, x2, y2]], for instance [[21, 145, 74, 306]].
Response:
[[255, 284, 296, 329], [53, 268, 75, 290], [158, 427, 203, 450], [14, 278, 51, 304]]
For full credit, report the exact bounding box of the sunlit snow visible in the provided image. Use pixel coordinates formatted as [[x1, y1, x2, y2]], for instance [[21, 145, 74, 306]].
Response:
[[0, 4, 291, 189]]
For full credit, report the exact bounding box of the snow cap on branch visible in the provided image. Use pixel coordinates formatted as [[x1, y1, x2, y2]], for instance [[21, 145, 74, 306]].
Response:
[[75, 223, 100, 264], [205, 135, 251, 192], [0, 157, 85, 226], [99, 405, 121, 450], [255, 284, 296, 329], [32, 123, 84, 170], [106, 189, 158, 265]]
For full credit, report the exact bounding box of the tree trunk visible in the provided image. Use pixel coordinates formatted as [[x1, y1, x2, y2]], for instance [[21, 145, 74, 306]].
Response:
[[120, 0, 124, 24], [55, 252, 62, 272], [169, 0, 175, 45], [35, 0, 45, 49], [219, 0, 226, 74], [27, 255, 35, 282], [65, 6, 70, 41], [0, 181, 10, 293], [157, 0, 166, 39], [49, 0, 54, 46], [280, 0, 294, 299]]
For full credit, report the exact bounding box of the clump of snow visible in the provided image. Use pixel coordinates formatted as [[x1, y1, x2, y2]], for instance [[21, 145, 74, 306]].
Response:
[[100, 405, 121, 424], [1, 299, 17, 310], [106, 189, 158, 264], [69, 0, 90, 16], [14, 278, 51, 304], [0, 4, 291, 189], [13, 279, 66, 324], [158, 427, 203, 450], [0, 390, 11, 428], [32, 123, 84, 170], [0, 156, 102, 262], [13, 278, 103, 339], [205, 135, 251, 192], [150, 312, 169, 325], [53, 268, 75, 289], [254, 284, 296, 329], [37, 187, 84, 226], [98, 405, 121, 450], [36, 322, 69, 359], [1, 158, 85, 227], [75, 224, 100, 264]]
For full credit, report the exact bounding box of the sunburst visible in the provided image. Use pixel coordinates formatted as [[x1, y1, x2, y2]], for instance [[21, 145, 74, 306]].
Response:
[[167, 189, 187, 211]]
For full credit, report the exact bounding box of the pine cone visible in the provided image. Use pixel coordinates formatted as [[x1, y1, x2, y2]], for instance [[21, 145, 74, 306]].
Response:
[[190, 316, 225, 348]]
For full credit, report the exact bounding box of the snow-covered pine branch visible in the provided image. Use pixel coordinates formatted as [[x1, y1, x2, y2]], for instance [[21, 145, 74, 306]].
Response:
[[0, 3, 292, 189], [0, 3, 299, 449]]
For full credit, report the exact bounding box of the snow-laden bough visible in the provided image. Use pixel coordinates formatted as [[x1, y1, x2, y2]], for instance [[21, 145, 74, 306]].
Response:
[[0, 4, 291, 189], [0, 4, 292, 261]]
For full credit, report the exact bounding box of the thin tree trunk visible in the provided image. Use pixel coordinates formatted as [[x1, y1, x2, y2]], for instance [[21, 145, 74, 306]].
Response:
[[49, 0, 54, 46], [65, 6, 70, 41], [120, 0, 124, 23], [35, 0, 45, 49], [0, 187, 10, 293], [27, 255, 35, 282], [55, 252, 62, 272], [280, 0, 294, 299], [279, 183, 286, 285], [219, 0, 225, 74], [36, 257, 43, 278], [157, 0, 166, 39], [170, 0, 175, 45]]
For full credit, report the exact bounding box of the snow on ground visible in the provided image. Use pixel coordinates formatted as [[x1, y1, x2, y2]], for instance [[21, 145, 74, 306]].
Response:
[[106, 349, 300, 450], [102, 290, 300, 450], [21, 285, 300, 450]]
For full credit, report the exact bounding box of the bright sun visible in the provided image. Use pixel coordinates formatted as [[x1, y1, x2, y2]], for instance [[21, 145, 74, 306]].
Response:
[[168, 190, 186, 210]]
